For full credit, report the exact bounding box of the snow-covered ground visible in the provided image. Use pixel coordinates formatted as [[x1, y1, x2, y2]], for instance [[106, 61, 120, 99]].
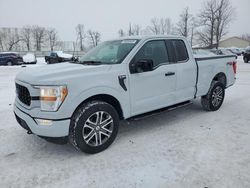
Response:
[[0, 57, 250, 188]]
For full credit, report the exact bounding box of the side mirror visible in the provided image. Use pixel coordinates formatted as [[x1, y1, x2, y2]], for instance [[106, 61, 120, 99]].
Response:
[[130, 59, 154, 74]]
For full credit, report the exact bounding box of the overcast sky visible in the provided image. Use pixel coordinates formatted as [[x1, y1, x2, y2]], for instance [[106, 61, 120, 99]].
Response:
[[0, 0, 249, 41]]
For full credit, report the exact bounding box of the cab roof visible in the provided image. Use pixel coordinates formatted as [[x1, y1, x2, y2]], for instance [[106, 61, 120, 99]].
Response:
[[112, 35, 186, 41]]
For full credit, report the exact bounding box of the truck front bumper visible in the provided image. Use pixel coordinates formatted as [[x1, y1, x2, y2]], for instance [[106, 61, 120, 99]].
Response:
[[14, 105, 70, 137]]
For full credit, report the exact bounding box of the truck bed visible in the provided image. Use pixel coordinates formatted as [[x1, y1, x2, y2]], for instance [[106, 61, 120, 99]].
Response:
[[195, 55, 237, 97]]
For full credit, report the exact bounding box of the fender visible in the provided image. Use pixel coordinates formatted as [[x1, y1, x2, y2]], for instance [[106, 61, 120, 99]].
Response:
[[69, 86, 130, 119]]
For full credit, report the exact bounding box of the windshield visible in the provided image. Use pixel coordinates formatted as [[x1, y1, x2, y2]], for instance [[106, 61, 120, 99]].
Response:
[[78, 39, 139, 64]]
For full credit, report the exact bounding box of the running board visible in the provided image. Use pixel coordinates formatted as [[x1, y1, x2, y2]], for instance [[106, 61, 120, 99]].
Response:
[[129, 101, 192, 121]]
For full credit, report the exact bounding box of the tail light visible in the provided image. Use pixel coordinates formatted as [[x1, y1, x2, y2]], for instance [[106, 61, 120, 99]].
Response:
[[227, 61, 237, 74], [233, 61, 237, 74]]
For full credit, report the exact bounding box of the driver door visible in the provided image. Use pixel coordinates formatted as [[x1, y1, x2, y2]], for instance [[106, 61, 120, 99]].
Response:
[[129, 40, 177, 116]]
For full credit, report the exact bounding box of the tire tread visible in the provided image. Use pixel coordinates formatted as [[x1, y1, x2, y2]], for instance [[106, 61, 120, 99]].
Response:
[[201, 81, 225, 111]]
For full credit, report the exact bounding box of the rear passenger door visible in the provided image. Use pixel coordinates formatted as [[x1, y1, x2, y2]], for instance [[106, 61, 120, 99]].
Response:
[[167, 39, 197, 102], [129, 40, 177, 116]]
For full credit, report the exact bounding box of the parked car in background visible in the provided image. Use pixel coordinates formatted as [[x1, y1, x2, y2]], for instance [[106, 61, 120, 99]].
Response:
[[227, 48, 242, 56], [240, 48, 246, 55], [0, 52, 23, 66], [192, 49, 216, 57], [211, 48, 236, 56], [45, 51, 74, 64], [22, 53, 37, 64], [243, 46, 250, 63]]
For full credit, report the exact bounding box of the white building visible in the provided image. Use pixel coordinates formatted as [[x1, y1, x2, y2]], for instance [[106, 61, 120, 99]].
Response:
[[219, 37, 250, 48]]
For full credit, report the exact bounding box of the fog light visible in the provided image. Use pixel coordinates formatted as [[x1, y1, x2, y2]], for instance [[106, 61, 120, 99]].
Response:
[[35, 119, 53, 126]]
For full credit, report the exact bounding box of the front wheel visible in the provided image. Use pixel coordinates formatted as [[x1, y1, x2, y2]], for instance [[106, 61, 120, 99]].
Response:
[[244, 57, 249, 63], [201, 81, 225, 111], [69, 101, 119, 154]]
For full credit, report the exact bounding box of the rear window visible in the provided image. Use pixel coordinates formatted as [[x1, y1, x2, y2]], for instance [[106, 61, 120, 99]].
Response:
[[172, 40, 189, 62]]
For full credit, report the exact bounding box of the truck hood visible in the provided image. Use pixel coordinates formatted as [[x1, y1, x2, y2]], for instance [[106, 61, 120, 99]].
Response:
[[16, 62, 111, 85]]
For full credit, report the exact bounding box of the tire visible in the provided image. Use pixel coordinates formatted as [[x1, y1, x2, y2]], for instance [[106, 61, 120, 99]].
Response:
[[201, 81, 225, 111], [69, 101, 119, 154], [244, 57, 249, 63], [7, 61, 12, 66]]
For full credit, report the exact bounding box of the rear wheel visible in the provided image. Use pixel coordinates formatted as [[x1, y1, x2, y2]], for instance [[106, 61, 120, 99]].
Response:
[[201, 81, 225, 111], [69, 101, 119, 154], [244, 57, 249, 63]]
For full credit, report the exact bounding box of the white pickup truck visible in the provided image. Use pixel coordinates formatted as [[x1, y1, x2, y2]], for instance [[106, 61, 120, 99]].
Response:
[[14, 36, 237, 153]]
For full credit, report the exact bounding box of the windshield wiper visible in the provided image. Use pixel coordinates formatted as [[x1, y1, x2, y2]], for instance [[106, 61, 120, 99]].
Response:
[[79, 61, 102, 65]]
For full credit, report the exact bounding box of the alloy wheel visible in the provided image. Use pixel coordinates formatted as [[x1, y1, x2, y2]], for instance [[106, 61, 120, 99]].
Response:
[[82, 111, 114, 147], [211, 86, 223, 107]]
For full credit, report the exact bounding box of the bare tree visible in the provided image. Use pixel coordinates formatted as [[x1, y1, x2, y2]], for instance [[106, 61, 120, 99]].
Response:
[[32, 26, 46, 51], [128, 23, 133, 36], [160, 18, 172, 35], [0, 28, 21, 51], [147, 18, 160, 34], [0, 29, 6, 51], [147, 17, 173, 35], [118, 29, 125, 37], [190, 17, 199, 47], [132, 24, 141, 35], [21, 25, 32, 51], [214, 0, 235, 48], [197, 0, 234, 48], [241, 33, 250, 41], [176, 7, 193, 37], [118, 24, 141, 37], [87, 30, 101, 47], [75, 24, 85, 51], [47, 28, 58, 51], [197, 0, 217, 47], [5, 28, 22, 51]]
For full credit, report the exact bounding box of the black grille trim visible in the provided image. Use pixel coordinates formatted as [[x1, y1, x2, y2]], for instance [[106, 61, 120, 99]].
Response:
[[16, 83, 31, 106], [15, 113, 32, 132]]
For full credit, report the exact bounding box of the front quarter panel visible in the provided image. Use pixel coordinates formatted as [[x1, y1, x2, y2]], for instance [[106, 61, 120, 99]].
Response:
[[55, 64, 130, 119]]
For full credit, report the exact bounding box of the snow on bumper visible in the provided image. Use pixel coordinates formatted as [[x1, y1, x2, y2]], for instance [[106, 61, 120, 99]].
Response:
[[14, 105, 70, 137]]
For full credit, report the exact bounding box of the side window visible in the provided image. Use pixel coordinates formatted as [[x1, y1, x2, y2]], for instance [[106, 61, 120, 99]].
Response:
[[51, 53, 57, 57], [172, 40, 189, 62], [133, 40, 169, 68]]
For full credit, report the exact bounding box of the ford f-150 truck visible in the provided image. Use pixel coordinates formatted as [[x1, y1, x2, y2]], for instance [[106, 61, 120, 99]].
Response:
[[14, 36, 237, 153]]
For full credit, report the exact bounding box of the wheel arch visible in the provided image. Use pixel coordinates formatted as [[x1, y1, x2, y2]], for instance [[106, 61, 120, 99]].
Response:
[[6, 59, 13, 64], [212, 72, 227, 87], [72, 94, 124, 120]]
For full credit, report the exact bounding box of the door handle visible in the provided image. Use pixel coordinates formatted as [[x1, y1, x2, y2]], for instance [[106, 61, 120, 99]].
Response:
[[165, 72, 175, 76]]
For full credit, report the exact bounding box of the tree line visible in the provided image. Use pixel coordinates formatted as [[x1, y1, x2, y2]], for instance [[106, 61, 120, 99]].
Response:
[[118, 0, 237, 48], [0, 0, 249, 52], [0, 25, 101, 52]]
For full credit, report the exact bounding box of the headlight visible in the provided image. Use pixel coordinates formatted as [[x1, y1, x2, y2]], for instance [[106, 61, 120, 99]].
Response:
[[37, 86, 68, 111]]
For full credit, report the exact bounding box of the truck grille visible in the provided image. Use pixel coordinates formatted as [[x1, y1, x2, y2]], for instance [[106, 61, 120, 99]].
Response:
[[16, 83, 31, 106]]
